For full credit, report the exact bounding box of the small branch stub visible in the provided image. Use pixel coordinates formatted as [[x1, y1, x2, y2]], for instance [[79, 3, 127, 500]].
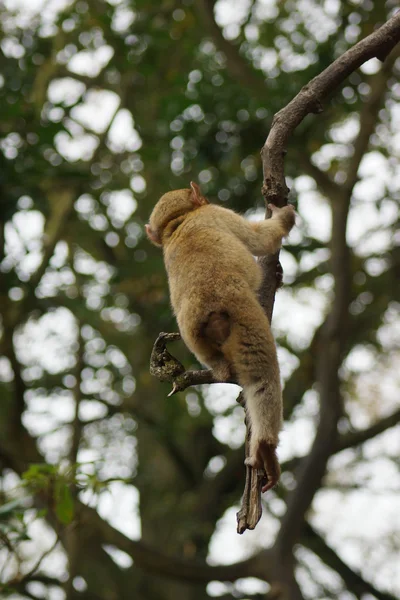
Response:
[[150, 332, 230, 396], [149, 332, 185, 383]]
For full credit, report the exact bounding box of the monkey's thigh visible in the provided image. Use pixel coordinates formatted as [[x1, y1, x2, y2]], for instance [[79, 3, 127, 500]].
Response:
[[221, 293, 280, 387], [182, 310, 234, 382]]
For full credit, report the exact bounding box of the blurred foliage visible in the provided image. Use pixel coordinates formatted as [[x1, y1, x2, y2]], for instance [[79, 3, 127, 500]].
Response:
[[0, 0, 399, 599]]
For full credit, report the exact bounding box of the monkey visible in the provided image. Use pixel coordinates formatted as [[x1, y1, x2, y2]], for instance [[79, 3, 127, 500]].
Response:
[[146, 182, 295, 492]]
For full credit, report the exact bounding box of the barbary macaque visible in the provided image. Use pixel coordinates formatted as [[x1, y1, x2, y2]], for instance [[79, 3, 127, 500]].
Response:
[[146, 182, 295, 492]]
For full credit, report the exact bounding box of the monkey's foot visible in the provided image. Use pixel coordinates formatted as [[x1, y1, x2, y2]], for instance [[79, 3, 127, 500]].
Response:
[[245, 440, 281, 493]]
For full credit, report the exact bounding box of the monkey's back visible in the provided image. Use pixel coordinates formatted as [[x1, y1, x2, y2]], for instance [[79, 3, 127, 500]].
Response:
[[164, 205, 262, 326]]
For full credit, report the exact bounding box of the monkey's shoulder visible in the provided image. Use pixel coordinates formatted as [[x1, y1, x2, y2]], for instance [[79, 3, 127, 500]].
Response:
[[183, 204, 244, 240]]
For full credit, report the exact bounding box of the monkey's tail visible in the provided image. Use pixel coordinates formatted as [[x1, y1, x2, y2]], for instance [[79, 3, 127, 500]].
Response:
[[223, 296, 282, 448]]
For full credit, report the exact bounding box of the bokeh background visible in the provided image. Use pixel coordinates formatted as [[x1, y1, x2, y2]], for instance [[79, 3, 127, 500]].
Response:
[[0, 1, 399, 599]]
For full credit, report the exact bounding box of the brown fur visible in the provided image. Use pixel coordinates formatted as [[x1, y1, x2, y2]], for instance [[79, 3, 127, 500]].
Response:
[[146, 183, 295, 491]]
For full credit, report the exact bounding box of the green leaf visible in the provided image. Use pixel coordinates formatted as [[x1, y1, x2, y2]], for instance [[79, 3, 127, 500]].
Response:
[[54, 482, 74, 525], [0, 498, 26, 519]]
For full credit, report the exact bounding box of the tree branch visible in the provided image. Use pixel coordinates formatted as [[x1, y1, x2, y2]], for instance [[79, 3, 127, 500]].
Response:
[[295, 152, 342, 200], [281, 404, 400, 477], [17, 187, 76, 327], [121, 394, 201, 485], [149, 332, 226, 395], [69, 322, 84, 466], [302, 523, 398, 600], [1, 325, 27, 432], [0, 432, 275, 586], [238, 10, 400, 542], [148, 13, 400, 549], [77, 500, 273, 583], [261, 11, 400, 208], [195, 0, 266, 96], [345, 43, 400, 193], [1, 536, 60, 592], [272, 40, 398, 566], [337, 407, 400, 452]]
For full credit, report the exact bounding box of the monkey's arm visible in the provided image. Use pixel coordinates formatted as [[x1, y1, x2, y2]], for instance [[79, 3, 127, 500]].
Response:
[[221, 204, 295, 256], [245, 220, 287, 255]]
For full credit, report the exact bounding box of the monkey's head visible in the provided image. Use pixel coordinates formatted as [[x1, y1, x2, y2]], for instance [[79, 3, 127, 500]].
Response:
[[146, 181, 208, 247]]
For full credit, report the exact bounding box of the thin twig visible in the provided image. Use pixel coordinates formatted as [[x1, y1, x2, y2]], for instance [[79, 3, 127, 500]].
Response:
[[2, 535, 60, 590]]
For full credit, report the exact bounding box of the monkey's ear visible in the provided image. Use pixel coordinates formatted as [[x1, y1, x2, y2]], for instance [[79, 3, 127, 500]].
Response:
[[145, 224, 162, 246], [190, 181, 209, 206]]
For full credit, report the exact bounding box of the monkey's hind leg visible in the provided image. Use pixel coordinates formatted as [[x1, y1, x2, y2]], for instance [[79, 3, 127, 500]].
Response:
[[196, 311, 235, 382], [222, 298, 282, 492]]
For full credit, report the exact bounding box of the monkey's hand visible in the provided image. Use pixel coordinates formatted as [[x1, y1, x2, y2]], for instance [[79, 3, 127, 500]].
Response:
[[268, 203, 296, 235], [245, 440, 281, 493]]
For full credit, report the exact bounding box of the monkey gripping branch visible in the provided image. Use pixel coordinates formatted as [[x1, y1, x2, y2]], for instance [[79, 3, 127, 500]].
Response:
[[148, 10, 400, 533]]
